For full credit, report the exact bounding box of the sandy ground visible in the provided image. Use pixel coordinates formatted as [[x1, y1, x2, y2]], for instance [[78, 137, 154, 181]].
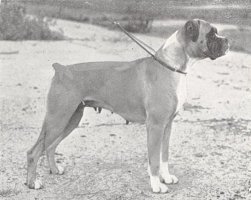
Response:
[[0, 19, 251, 200]]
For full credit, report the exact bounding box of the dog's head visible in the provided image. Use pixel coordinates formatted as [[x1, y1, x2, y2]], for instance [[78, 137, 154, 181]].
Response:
[[181, 19, 229, 60]]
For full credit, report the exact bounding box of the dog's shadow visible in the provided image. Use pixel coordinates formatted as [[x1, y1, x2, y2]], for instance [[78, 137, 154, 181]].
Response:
[[79, 122, 128, 127], [95, 123, 128, 127]]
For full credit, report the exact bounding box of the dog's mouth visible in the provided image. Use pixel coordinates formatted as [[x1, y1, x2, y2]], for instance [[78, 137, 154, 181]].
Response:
[[203, 40, 229, 60], [202, 50, 217, 60], [205, 31, 229, 60]]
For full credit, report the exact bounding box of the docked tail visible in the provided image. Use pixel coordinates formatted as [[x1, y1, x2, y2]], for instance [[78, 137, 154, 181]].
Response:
[[52, 63, 73, 80]]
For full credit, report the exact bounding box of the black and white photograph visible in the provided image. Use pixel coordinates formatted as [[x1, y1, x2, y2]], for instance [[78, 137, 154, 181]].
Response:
[[0, 0, 250, 199]]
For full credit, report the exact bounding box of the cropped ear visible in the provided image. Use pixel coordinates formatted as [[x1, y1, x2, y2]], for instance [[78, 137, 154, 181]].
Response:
[[185, 20, 200, 42]]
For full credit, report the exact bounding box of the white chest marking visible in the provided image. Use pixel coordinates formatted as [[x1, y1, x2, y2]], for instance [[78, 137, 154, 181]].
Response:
[[176, 76, 187, 112]]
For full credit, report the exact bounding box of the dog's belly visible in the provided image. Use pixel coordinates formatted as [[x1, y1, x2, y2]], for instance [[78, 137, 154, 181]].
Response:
[[83, 94, 146, 123], [77, 63, 147, 123], [112, 102, 146, 123]]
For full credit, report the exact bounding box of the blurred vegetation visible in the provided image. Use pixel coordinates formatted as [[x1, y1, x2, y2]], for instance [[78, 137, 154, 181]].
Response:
[[12, 0, 251, 36], [0, 4, 64, 40], [91, 16, 153, 33], [16, 0, 251, 26], [1, 0, 250, 54]]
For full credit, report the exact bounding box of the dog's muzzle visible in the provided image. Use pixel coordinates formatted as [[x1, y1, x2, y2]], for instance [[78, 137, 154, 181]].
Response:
[[206, 36, 229, 60]]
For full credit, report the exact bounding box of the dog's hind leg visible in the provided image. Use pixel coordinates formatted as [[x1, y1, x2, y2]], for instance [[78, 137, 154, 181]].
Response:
[[26, 123, 46, 189], [27, 77, 82, 189], [46, 102, 84, 175]]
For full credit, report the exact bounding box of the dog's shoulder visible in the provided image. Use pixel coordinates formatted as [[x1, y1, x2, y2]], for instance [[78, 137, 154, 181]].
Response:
[[114, 58, 147, 72], [63, 61, 125, 72], [66, 61, 134, 73]]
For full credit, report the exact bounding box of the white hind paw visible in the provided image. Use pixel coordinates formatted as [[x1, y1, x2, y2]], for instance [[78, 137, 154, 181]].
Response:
[[34, 179, 43, 190], [57, 165, 65, 175]]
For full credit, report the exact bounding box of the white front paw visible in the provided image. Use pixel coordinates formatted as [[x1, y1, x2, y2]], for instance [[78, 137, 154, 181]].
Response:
[[150, 176, 169, 193], [162, 174, 179, 184]]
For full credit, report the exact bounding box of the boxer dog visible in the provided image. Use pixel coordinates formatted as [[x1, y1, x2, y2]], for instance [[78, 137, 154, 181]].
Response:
[[26, 19, 229, 193]]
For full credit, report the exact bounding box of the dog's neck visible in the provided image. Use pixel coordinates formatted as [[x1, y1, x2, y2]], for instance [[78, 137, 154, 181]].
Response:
[[155, 31, 197, 73]]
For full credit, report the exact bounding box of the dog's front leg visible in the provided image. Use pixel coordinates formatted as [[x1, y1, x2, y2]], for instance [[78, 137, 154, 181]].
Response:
[[160, 120, 179, 184], [146, 118, 169, 193]]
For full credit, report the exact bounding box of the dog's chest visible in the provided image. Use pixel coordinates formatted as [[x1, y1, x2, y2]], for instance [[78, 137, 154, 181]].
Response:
[[175, 76, 187, 112]]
